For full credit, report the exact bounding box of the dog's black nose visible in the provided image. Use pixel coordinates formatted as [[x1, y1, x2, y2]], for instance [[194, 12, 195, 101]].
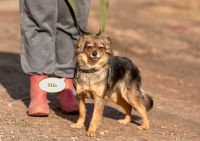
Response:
[[92, 51, 97, 57]]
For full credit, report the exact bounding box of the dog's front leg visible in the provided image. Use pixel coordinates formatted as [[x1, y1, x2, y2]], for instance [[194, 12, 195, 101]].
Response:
[[86, 97, 105, 137], [71, 95, 86, 129]]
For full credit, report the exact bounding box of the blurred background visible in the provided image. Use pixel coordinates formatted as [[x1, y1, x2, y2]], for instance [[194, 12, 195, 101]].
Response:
[[0, 0, 199, 141]]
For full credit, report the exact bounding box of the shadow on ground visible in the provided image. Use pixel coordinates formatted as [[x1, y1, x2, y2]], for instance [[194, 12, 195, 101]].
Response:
[[0, 52, 30, 106], [55, 102, 142, 130]]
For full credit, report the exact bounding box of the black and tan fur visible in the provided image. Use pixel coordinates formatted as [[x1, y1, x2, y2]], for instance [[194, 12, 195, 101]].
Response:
[[70, 35, 153, 137]]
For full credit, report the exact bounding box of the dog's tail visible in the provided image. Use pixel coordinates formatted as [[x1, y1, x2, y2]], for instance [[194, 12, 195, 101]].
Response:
[[141, 89, 154, 111]]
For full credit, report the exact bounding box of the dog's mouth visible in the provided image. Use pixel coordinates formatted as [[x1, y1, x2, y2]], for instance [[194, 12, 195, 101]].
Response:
[[90, 56, 101, 61]]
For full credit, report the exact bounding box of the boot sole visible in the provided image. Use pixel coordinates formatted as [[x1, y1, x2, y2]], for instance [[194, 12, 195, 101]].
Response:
[[27, 111, 49, 117]]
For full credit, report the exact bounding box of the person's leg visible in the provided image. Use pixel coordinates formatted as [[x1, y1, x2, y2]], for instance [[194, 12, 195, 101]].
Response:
[[55, 0, 90, 113], [19, 0, 58, 116], [54, 0, 91, 77], [20, 0, 57, 75]]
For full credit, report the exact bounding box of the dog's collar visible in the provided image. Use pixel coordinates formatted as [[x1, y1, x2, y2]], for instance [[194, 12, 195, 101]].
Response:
[[77, 67, 99, 73]]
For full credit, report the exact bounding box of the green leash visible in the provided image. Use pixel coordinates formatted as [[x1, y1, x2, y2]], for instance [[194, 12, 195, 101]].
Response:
[[68, 0, 109, 36], [99, 0, 109, 35]]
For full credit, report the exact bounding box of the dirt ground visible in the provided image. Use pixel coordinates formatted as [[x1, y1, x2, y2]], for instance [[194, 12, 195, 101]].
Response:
[[0, 0, 200, 141]]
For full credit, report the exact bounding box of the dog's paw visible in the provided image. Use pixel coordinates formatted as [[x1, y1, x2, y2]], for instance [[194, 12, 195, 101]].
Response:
[[137, 125, 149, 130], [86, 131, 96, 137], [117, 119, 130, 125], [70, 123, 83, 129]]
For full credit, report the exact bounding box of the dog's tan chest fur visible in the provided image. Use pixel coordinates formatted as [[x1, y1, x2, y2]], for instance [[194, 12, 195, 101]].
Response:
[[76, 66, 108, 98]]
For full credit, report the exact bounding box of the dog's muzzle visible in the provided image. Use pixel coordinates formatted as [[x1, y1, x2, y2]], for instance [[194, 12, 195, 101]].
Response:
[[90, 51, 100, 61]]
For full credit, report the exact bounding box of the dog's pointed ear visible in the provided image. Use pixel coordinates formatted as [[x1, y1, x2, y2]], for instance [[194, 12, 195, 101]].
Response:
[[105, 36, 112, 44], [104, 36, 113, 55], [76, 36, 87, 53]]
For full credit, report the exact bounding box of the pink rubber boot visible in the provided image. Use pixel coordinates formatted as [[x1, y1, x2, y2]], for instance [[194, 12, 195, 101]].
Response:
[[56, 79, 79, 113], [28, 75, 49, 116]]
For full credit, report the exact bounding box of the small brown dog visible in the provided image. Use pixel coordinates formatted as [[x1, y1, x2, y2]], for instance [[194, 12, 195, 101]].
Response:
[[70, 35, 153, 137]]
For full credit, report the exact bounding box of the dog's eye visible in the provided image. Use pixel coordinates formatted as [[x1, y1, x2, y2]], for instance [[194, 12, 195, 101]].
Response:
[[98, 44, 105, 49], [85, 42, 93, 50], [85, 45, 92, 50]]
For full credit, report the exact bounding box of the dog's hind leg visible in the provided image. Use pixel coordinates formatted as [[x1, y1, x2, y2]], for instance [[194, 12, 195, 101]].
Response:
[[110, 93, 132, 125], [128, 95, 149, 130]]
